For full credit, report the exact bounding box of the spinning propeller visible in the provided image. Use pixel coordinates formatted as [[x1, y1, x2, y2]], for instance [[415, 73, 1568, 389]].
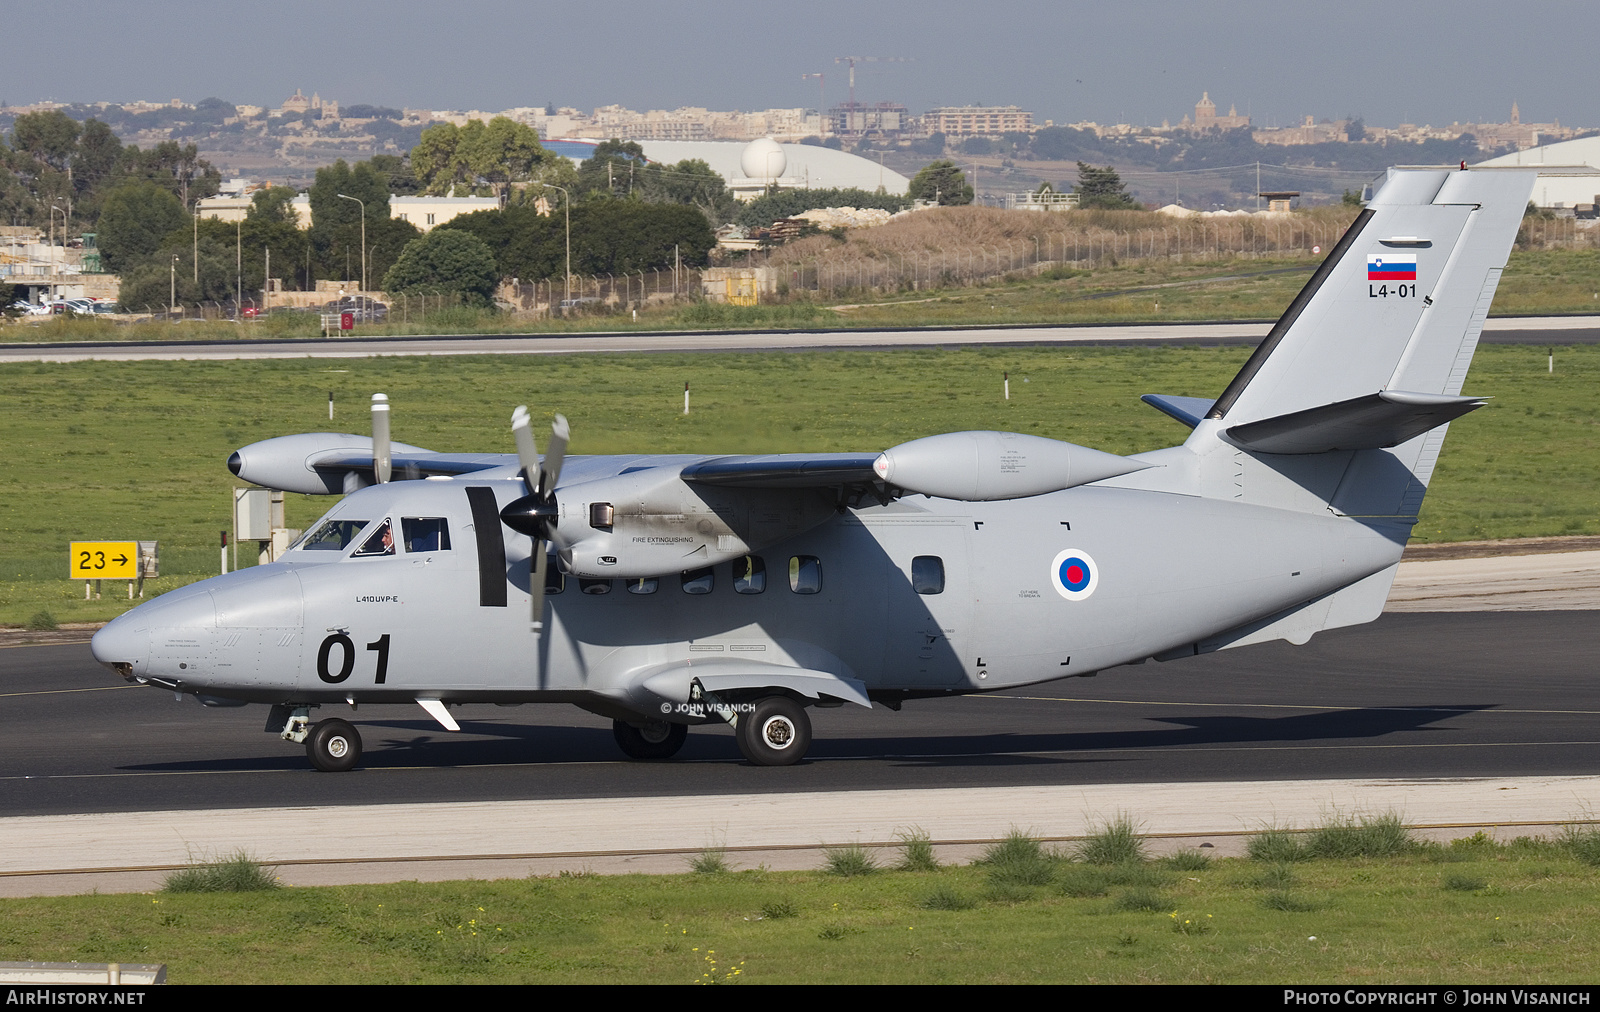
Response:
[[500, 406, 569, 636]]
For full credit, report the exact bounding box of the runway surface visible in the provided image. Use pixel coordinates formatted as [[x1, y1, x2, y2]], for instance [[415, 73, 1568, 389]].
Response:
[[4, 610, 1597, 820], [2, 315, 1597, 362]]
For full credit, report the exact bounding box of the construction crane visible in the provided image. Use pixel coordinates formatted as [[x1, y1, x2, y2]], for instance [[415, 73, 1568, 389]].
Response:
[[833, 56, 910, 110]]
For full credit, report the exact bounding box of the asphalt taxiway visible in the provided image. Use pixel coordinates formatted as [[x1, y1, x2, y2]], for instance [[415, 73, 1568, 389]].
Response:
[[1, 315, 1597, 363]]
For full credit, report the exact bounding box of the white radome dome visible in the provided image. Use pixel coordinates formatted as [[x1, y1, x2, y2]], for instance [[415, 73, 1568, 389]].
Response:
[[740, 137, 786, 180]]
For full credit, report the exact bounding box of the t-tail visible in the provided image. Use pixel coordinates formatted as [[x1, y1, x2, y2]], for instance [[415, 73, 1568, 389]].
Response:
[[1134, 166, 1537, 528], [1117, 166, 1536, 650]]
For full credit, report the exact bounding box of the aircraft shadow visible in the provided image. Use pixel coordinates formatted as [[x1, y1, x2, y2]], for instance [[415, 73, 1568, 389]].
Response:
[[116, 703, 1497, 773]]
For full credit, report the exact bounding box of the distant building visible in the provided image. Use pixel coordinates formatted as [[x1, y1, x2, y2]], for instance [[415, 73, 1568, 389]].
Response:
[[390, 194, 499, 230], [1476, 136, 1600, 208], [200, 191, 499, 230], [827, 102, 912, 139], [921, 105, 1034, 137], [1187, 92, 1249, 131]]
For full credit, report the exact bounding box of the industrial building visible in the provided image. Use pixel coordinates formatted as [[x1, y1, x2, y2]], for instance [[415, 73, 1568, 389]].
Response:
[[548, 137, 911, 198], [1476, 137, 1600, 210]]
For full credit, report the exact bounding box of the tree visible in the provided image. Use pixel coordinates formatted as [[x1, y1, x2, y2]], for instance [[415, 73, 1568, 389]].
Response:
[[637, 158, 737, 224], [96, 183, 187, 270], [576, 139, 647, 199], [382, 228, 500, 303], [1073, 162, 1139, 210], [441, 201, 715, 280], [367, 153, 420, 195], [411, 117, 550, 199], [120, 140, 220, 206], [247, 186, 301, 226], [907, 160, 973, 205], [10, 111, 80, 172]]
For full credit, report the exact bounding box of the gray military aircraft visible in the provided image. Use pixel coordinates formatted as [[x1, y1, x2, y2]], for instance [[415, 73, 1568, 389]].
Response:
[[91, 167, 1536, 770]]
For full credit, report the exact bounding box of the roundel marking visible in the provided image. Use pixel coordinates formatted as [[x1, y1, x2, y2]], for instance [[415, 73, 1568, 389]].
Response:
[[1050, 548, 1098, 600]]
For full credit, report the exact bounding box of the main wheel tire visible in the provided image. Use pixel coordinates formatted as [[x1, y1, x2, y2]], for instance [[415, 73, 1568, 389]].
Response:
[[306, 718, 362, 772], [735, 696, 812, 766], [613, 719, 688, 760]]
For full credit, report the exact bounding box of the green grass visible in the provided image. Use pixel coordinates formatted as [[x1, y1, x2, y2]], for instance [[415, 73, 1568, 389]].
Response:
[[1075, 815, 1148, 866], [6, 843, 1600, 983], [4, 341, 1598, 625], [894, 829, 940, 872], [822, 845, 879, 878], [161, 852, 280, 893]]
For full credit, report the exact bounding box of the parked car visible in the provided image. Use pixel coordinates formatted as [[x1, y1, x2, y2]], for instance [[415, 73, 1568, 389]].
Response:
[[322, 296, 388, 323]]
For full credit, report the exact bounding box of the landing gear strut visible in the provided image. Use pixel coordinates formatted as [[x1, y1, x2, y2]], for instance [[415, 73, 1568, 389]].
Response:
[[306, 718, 362, 772], [736, 696, 811, 766], [613, 719, 688, 760]]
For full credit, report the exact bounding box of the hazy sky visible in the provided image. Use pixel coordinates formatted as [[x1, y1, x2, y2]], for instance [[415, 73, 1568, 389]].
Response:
[[9, 0, 1591, 129]]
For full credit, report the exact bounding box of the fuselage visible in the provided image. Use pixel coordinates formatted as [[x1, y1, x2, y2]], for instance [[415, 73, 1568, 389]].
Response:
[[91, 456, 1404, 721]]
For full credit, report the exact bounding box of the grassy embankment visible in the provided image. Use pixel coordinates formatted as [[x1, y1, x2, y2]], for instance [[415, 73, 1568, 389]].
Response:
[[3, 344, 1596, 628], [4, 248, 1597, 344], [3, 824, 1600, 983]]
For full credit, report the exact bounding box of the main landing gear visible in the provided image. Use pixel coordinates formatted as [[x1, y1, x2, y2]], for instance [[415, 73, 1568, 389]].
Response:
[[611, 695, 815, 766], [306, 718, 363, 772], [735, 696, 811, 767], [612, 719, 689, 760]]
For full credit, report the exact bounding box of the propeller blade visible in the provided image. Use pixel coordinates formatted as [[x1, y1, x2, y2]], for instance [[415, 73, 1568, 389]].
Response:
[[511, 405, 539, 495], [540, 414, 569, 498], [371, 393, 391, 484], [530, 540, 547, 637]]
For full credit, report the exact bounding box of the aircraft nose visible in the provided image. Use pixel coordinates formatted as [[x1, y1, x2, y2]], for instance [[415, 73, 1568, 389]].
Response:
[[91, 612, 148, 680]]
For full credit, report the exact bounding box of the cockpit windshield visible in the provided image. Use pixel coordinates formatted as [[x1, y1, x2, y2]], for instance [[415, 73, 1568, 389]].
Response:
[[352, 518, 396, 557], [293, 519, 371, 552]]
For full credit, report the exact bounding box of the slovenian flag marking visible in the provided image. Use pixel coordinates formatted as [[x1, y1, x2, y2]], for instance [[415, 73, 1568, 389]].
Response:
[[1367, 254, 1417, 281]]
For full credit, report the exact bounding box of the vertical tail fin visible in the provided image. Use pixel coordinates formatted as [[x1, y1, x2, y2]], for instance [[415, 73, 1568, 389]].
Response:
[[1180, 167, 1536, 521]]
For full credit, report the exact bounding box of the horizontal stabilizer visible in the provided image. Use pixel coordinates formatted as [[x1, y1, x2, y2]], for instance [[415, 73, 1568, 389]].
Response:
[[1225, 390, 1486, 455], [1141, 394, 1216, 429]]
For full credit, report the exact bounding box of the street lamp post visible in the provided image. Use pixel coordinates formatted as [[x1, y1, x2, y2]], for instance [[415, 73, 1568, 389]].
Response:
[[337, 193, 367, 297], [537, 183, 571, 307], [170, 255, 178, 317]]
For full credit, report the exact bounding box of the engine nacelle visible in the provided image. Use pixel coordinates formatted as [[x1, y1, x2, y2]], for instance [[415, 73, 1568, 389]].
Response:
[[873, 430, 1148, 501], [546, 467, 836, 579], [229, 433, 430, 494]]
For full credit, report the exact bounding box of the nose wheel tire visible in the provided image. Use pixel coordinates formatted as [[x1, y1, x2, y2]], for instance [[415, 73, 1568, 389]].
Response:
[[612, 719, 689, 760], [736, 696, 811, 766], [306, 718, 362, 772]]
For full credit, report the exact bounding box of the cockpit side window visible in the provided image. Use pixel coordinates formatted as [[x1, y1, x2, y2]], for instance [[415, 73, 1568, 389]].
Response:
[[352, 518, 396, 557], [402, 517, 451, 552], [295, 519, 371, 552]]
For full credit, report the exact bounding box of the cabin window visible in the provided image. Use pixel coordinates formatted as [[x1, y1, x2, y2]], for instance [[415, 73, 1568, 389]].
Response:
[[296, 519, 369, 552], [544, 556, 564, 595], [681, 567, 714, 595], [627, 577, 658, 595], [912, 556, 945, 595], [401, 517, 451, 552], [579, 578, 612, 596], [788, 556, 822, 595], [733, 555, 766, 594], [351, 518, 395, 557]]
